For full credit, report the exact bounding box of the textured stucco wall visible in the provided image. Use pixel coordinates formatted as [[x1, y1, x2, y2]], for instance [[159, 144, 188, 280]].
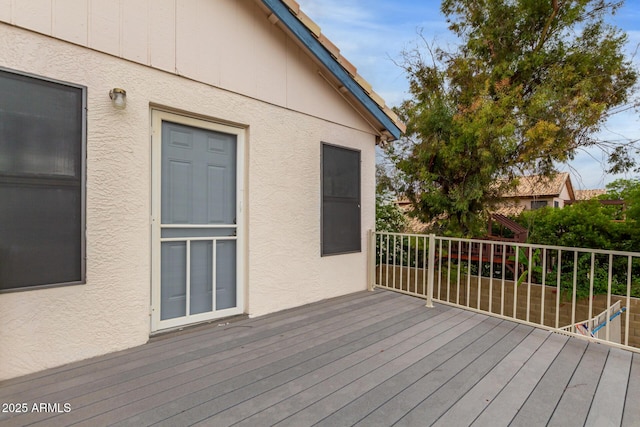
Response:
[[248, 114, 376, 317], [0, 23, 376, 380]]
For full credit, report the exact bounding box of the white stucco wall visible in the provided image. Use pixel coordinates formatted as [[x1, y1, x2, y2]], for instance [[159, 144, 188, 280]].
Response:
[[557, 182, 572, 207], [0, 20, 377, 380]]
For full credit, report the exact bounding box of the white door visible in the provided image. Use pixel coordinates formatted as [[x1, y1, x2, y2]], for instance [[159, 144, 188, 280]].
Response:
[[151, 110, 244, 332]]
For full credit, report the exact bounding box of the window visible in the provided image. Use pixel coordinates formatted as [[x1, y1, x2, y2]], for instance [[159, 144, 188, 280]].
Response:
[[554, 201, 560, 208], [531, 200, 548, 210], [321, 143, 360, 256], [0, 68, 85, 291]]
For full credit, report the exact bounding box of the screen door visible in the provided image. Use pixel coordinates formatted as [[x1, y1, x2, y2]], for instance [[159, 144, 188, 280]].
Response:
[[151, 111, 244, 331]]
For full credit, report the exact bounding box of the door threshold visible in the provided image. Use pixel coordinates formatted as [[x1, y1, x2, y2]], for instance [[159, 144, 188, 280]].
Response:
[[149, 313, 249, 341]]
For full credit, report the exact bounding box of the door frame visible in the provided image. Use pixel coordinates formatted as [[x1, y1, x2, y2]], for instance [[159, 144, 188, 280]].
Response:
[[150, 109, 245, 332]]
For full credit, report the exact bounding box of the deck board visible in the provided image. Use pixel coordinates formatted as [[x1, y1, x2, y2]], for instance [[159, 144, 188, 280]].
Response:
[[314, 317, 504, 427], [585, 347, 633, 427], [509, 336, 588, 426], [0, 289, 637, 427], [394, 323, 534, 427], [86, 299, 439, 426], [432, 328, 549, 427], [351, 319, 517, 426], [267, 314, 493, 427], [547, 342, 609, 427], [40, 294, 409, 423], [469, 331, 570, 426], [1, 290, 395, 401], [622, 353, 640, 427], [58, 298, 430, 426], [0, 291, 372, 389], [227, 308, 474, 427], [192, 309, 480, 426]]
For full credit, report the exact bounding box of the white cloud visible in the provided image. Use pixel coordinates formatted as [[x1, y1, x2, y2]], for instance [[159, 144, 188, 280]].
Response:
[[297, 0, 452, 106]]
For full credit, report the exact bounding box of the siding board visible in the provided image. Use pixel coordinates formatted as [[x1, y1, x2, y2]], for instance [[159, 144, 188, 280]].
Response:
[[0, 0, 12, 24], [13, 0, 51, 35], [219, 0, 256, 98], [148, 0, 175, 72], [89, 0, 120, 56], [121, 0, 148, 64], [53, 0, 88, 45], [253, 2, 287, 105], [175, 0, 220, 85], [0, 0, 375, 135]]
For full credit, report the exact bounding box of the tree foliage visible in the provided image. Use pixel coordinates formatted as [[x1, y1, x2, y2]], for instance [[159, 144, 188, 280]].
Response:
[[520, 200, 633, 250], [375, 164, 407, 232], [391, 0, 638, 235], [376, 198, 407, 232], [517, 194, 640, 297], [519, 178, 640, 251], [604, 177, 640, 221]]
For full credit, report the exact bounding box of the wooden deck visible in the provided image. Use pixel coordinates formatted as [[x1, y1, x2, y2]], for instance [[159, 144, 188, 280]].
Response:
[[1, 289, 638, 426]]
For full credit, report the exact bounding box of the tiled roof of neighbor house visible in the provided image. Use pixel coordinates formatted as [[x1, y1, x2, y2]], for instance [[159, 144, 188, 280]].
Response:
[[575, 189, 607, 200], [396, 199, 426, 233], [499, 172, 574, 200], [257, 0, 405, 140], [492, 203, 526, 217]]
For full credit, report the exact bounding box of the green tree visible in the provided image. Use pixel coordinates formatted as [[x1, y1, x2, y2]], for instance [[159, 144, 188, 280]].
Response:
[[376, 196, 407, 232], [375, 164, 407, 232], [392, 0, 638, 235], [518, 201, 640, 297], [605, 178, 640, 222], [521, 201, 616, 249]]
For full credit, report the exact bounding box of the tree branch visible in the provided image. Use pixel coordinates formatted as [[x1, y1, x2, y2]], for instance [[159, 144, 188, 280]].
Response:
[[534, 0, 559, 53]]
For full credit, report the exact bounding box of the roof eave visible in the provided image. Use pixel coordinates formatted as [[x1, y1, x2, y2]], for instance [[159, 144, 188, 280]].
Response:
[[260, 0, 403, 140]]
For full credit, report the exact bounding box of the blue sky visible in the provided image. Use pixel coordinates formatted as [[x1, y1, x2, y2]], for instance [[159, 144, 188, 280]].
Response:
[[298, 0, 640, 190]]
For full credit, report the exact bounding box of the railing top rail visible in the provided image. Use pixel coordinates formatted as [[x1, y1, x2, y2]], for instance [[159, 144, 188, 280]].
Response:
[[374, 231, 435, 238], [373, 230, 640, 258]]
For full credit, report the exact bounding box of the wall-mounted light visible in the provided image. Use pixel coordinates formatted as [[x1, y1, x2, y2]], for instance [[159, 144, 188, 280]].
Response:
[[109, 88, 127, 110]]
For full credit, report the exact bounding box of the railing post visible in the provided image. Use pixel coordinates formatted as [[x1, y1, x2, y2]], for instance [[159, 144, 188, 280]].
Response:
[[368, 229, 376, 291], [426, 233, 435, 308]]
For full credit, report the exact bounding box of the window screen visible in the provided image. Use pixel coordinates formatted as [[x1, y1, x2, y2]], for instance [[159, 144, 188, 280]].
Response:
[[531, 200, 548, 210], [0, 68, 85, 291], [322, 143, 361, 256]]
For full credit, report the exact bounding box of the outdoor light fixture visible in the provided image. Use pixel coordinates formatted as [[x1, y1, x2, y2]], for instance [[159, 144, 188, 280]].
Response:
[[109, 88, 127, 110]]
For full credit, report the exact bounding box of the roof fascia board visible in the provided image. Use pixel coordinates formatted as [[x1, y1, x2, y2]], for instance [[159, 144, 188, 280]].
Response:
[[261, 0, 402, 139]]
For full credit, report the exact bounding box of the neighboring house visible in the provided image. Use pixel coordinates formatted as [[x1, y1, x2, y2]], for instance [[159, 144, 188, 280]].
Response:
[[575, 189, 607, 200], [397, 173, 579, 232], [493, 172, 576, 216], [0, 0, 404, 380], [395, 198, 426, 233], [567, 188, 627, 219]]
